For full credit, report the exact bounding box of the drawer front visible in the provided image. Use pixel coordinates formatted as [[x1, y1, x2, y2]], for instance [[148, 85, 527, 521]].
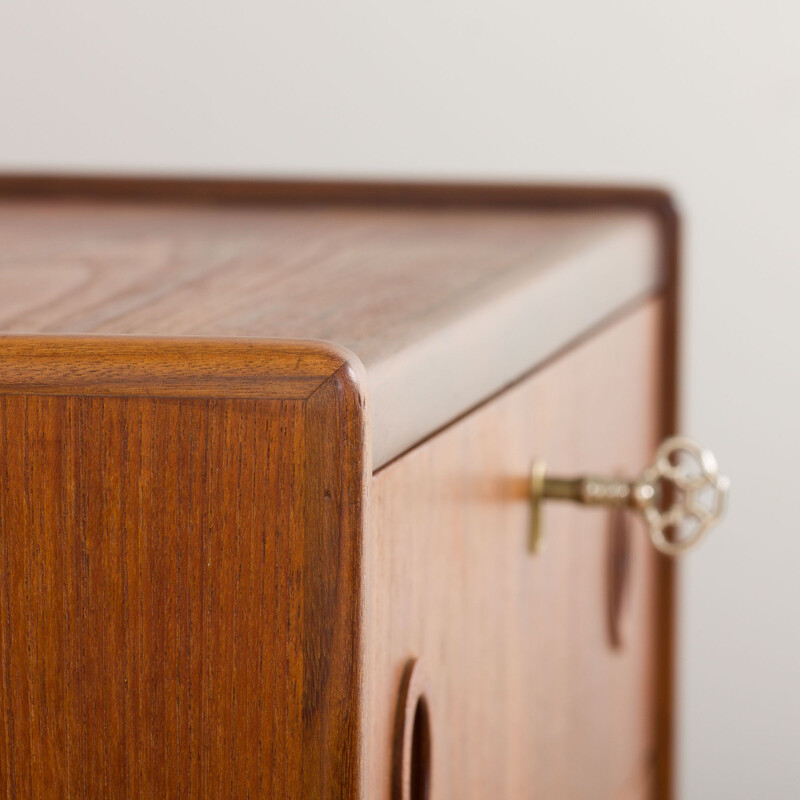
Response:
[[363, 298, 671, 800]]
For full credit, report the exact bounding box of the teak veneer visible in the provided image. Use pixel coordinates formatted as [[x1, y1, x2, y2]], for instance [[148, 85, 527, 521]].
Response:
[[0, 176, 679, 800]]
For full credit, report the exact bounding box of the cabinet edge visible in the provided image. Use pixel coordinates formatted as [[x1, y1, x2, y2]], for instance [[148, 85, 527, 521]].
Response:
[[0, 334, 367, 402]]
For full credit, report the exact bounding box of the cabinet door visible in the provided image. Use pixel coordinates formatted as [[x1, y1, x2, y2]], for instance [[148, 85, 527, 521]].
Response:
[[363, 298, 672, 800]]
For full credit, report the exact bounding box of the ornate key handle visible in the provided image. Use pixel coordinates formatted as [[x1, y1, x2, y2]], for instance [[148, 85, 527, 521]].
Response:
[[530, 436, 729, 556]]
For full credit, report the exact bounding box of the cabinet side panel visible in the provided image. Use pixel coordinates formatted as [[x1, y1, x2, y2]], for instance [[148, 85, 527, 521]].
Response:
[[363, 299, 667, 800], [0, 392, 340, 798]]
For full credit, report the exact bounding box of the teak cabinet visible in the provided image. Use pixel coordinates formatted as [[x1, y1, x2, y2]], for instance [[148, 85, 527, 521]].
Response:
[[0, 177, 678, 800]]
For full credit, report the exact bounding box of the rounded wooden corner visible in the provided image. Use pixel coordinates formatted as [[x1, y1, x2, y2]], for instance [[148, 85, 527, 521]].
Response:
[[308, 340, 369, 403]]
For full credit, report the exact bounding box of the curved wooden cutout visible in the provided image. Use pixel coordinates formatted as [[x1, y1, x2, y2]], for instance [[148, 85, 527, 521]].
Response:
[[392, 658, 432, 800]]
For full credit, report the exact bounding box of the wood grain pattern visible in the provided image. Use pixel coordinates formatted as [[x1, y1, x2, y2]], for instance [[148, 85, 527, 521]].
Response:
[[363, 299, 668, 800], [0, 340, 368, 799], [0, 175, 668, 466], [0, 336, 351, 398], [0, 198, 656, 347]]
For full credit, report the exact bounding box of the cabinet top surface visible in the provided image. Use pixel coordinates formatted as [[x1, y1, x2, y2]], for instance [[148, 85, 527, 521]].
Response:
[[0, 176, 669, 466]]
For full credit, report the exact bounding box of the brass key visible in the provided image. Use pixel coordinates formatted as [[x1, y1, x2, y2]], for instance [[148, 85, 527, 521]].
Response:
[[530, 436, 729, 556]]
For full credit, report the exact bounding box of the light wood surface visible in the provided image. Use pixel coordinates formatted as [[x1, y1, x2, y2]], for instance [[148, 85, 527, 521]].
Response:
[[614, 763, 657, 800], [363, 299, 668, 800], [0, 339, 369, 799], [0, 177, 666, 466]]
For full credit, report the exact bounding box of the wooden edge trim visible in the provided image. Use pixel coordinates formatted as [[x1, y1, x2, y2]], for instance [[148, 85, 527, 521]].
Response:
[[0, 334, 362, 400], [302, 355, 371, 798], [657, 190, 680, 800], [0, 172, 678, 217]]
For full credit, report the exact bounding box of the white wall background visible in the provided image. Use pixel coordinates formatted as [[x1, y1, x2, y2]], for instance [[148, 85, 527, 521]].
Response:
[[1, 3, 798, 796]]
